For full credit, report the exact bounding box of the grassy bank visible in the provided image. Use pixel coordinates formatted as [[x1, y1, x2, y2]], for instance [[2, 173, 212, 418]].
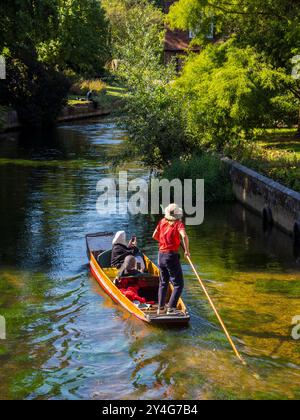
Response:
[[258, 128, 300, 158], [162, 130, 300, 201], [222, 128, 300, 193], [68, 80, 127, 113]]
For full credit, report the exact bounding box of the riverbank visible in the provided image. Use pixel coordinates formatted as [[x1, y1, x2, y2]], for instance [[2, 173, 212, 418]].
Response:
[[0, 85, 125, 133], [0, 105, 111, 132], [223, 158, 300, 240], [2, 103, 299, 242]]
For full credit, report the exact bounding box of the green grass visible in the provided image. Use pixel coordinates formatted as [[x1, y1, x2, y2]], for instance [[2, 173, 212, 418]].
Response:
[[226, 128, 300, 192], [67, 96, 90, 106], [257, 128, 300, 158], [67, 84, 127, 111]]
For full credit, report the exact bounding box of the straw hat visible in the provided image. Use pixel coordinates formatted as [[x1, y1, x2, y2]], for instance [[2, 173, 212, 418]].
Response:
[[164, 204, 183, 221]]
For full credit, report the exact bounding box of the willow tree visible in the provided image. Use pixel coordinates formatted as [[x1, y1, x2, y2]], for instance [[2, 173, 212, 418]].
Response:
[[168, 0, 300, 134]]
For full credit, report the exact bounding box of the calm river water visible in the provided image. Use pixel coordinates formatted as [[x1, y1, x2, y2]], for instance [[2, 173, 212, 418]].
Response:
[[0, 118, 300, 400]]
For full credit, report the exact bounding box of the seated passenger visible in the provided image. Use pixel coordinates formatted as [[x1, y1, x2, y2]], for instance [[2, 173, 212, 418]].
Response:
[[111, 231, 138, 269], [118, 255, 141, 279]]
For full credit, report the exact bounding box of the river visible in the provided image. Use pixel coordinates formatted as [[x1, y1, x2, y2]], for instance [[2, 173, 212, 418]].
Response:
[[0, 118, 300, 400]]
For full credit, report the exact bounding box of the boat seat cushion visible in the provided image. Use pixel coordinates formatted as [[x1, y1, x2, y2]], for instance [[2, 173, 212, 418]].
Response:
[[118, 276, 159, 290]]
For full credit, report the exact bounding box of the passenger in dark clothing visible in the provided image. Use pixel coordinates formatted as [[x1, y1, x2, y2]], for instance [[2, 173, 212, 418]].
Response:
[[111, 231, 138, 269]]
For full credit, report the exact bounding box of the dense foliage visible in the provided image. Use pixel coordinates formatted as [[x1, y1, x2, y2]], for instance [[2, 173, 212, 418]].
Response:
[[163, 154, 234, 202], [103, 0, 164, 82], [120, 80, 191, 168], [0, 0, 110, 127], [0, 56, 70, 127], [168, 0, 300, 131], [38, 0, 110, 76], [0, 0, 110, 76], [104, 0, 193, 167], [174, 40, 298, 150]]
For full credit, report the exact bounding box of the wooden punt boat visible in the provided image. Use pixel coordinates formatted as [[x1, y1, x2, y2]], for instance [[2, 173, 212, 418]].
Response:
[[86, 232, 190, 325]]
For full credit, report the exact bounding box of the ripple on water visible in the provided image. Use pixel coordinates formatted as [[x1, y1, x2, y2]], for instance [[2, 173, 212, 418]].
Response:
[[1, 119, 300, 400]]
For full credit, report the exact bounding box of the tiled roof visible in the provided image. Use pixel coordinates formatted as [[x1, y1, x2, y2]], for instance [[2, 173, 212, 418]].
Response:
[[165, 29, 190, 51], [163, 1, 201, 52]]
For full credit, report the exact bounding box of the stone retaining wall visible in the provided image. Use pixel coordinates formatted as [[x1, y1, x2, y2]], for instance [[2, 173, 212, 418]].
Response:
[[1, 103, 110, 132], [223, 158, 300, 238]]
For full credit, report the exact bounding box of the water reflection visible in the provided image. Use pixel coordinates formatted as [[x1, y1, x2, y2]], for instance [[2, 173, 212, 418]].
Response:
[[0, 118, 300, 400]]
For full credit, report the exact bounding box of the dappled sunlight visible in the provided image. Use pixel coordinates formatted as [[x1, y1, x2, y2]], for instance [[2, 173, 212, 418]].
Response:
[[0, 119, 300, 400]]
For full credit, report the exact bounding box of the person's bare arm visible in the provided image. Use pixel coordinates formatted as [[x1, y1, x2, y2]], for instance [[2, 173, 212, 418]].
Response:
[[153, 227, 159, 242], [180, 229, 190, 258]]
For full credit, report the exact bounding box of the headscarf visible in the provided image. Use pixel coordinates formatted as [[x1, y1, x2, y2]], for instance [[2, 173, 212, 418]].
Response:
[[112, 231, 127, 247]]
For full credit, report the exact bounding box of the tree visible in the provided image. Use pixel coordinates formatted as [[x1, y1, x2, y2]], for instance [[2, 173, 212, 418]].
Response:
[[102, 0, 192, 167], [0, 1, 110, 127], [0, 0, 59, 57], [119, 78, 190, 168], [174, 40, 296, 150], [38, 0, 110, 76], [0, 55, 70, 128], [168, 0, 300, 133], [0, 0, 110, 77], [102, 0, 164, 78]]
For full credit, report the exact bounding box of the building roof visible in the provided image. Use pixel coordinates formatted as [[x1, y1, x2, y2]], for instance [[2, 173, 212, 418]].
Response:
[[163, 1, 201, 53], [165, 29, 190, 52]]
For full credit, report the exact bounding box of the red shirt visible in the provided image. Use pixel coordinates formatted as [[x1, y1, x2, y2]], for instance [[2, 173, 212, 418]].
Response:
[[154, 219, 185, 253]]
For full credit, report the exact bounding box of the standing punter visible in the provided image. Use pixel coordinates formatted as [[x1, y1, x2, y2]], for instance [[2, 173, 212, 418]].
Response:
[[153, 204, 190, 315]]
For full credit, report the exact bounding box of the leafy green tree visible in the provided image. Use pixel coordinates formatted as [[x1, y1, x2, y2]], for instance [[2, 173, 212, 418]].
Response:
[[0, 56, 70, 128], [119, 78, 190, 168], [174, 40, 297, 149], [0, 1, 59, 56], [38, 0, 110, 76], [168, 0, 300, 133], [0, 0, 110, 77], [168, 0, 300, 63], [0, 1, 110, 127], [103, 0, 164, 79], [103, 0, 193, 168]]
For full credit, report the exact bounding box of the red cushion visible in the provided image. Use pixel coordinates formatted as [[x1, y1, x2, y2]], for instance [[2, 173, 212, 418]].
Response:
[[120, 287, 146, 304]]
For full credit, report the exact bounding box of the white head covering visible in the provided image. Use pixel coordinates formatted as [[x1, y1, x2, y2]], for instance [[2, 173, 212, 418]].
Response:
[[112, 231, 127, 246], [164, 204, 183, 221]]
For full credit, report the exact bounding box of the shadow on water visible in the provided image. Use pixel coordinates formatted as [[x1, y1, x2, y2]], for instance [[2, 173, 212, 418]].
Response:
[[0, 117, 300, 400]]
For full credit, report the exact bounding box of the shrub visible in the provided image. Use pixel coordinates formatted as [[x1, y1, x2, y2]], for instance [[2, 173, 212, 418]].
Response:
[[70, 79, 107, 96], [163, 154, 234, 203]]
